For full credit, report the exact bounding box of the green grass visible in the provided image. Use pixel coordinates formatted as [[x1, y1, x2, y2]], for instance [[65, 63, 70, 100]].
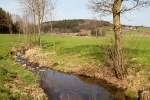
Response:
[[40, 28, 150, 72], [0, 27, 150, 98], [0, 34, 37, 99], [41, 35, 112, 66], [124, 34, 150, 64]]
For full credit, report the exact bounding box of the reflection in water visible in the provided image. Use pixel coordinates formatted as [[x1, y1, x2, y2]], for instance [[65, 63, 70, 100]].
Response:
[[16, 54, 119, 100], [39, 70, 115, 100]]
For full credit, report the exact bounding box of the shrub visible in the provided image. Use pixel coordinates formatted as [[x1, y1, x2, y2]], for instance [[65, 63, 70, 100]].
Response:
[[91, 28, 105, 37]]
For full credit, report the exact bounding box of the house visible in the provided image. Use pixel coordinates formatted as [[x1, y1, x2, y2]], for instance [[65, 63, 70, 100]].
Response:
[[124, 26, 137, 31], [77, 29, 89, 36]]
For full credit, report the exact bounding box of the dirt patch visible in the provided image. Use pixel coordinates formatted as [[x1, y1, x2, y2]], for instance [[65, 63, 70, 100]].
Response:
[[142, 32, 150, 35]]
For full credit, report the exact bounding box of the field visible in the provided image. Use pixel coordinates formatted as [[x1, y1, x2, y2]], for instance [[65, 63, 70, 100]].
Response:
[[0, 27, 150, 98], [40, 28, 150, 72]]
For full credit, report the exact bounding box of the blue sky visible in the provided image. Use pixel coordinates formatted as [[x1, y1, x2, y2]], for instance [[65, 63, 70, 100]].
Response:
[[0, 0, 150, 26]]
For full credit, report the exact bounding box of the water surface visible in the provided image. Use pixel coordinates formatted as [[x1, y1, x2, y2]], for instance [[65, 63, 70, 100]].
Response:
[[16, 54, 125, 100], [39, 70, 115, 100]]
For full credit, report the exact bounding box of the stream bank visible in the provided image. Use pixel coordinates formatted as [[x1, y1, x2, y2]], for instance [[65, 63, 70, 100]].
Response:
[[15, 50, 126, 100], [11, 46, 150, 100]]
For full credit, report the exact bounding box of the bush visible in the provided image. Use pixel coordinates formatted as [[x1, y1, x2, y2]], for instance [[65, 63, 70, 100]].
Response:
[[91, 28, 105, 37]]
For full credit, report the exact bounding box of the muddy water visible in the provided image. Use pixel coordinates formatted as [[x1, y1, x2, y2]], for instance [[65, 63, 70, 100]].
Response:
[[16, 53, 127, 100]]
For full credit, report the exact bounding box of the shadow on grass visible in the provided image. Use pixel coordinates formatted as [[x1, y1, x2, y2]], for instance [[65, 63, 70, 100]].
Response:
[[41, 40, 63, 49], [57, 45, 109, 63], [124, 48, 150, 58]]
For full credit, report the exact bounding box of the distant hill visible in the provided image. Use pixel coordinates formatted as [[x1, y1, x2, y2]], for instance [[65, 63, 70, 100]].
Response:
[[42, 19, 112, 33]]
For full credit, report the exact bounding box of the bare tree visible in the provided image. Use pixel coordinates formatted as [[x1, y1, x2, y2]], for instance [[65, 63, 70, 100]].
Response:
[[21, 14, 30, 44], [19, 0, 56, 45], [89, 0, 150, 79]]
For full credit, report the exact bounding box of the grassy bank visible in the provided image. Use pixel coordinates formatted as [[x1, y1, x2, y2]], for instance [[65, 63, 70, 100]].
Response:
[[36, 28, 149, 97], [0, 34, 46, 99], [0, 27, 150, 99], [40, 31, 150, 70]]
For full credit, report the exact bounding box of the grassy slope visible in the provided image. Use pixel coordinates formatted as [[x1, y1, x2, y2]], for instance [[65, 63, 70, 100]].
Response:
[[41, 28, 150, 70], [0, 34, 38, 99], [41, 35, 111, 66]]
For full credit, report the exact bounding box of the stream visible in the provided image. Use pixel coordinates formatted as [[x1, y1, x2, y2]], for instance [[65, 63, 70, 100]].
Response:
[[16, 53, 127, 100], [39, 70, 114, 100]]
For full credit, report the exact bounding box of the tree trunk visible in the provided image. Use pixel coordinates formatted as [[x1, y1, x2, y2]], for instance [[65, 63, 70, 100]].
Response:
[[38, 18, 41, 46], [112, 0, 126, 79], [50, 21, 53, 33], [9, 24, 12, 34], [50, 11, 53, 33], [139, 89, 150, 100], [33, 14, 37, 43]]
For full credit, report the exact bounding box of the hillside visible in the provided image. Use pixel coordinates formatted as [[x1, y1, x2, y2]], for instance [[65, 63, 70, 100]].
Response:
[[42, 19, 112, 33]]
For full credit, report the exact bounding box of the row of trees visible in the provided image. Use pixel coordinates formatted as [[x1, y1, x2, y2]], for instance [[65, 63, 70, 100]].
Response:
[[18, 0, 56, 45], [0, 0, 56, 44], [0, 8, 30, 34], [0, 8, 13, 33]]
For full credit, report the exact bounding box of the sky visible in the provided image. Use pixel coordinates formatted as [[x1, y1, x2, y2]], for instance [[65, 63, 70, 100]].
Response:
[[0, 0, 150, 27]]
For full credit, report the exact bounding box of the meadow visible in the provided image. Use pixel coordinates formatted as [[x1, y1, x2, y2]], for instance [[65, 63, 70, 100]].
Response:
[[0, 27, 150, 98], [40, 28, 150, 73]]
